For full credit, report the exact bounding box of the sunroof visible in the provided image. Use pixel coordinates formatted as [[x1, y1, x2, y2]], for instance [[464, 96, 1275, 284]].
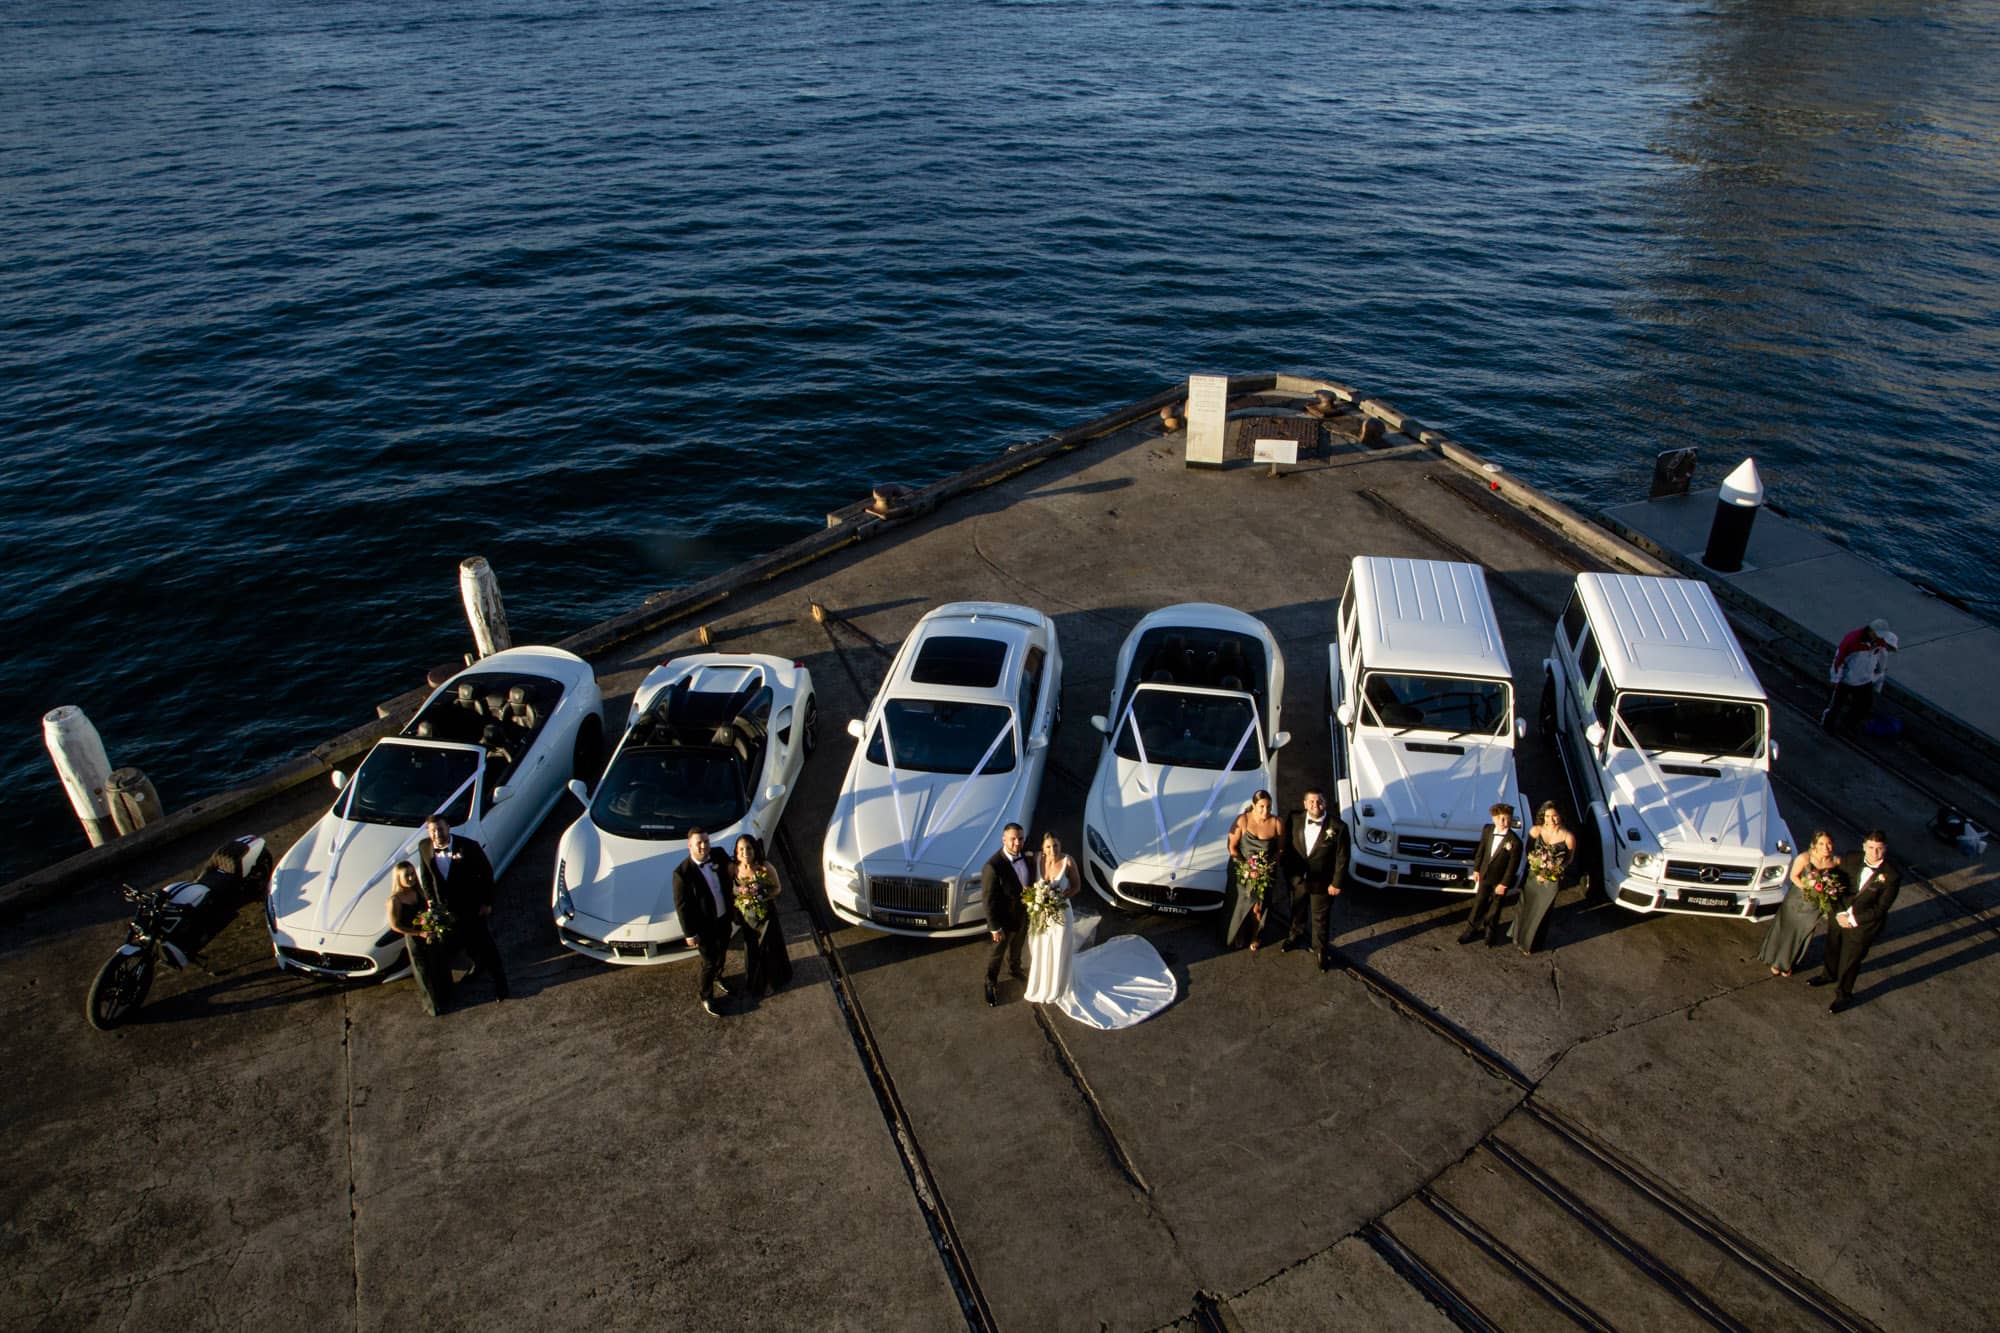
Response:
[[911, 635, 1008, 688]]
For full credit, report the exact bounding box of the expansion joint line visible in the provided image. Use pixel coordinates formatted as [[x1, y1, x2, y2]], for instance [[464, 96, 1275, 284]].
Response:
[[340, 992, 361, 1333], [1028, 1006, 1149, 1195]]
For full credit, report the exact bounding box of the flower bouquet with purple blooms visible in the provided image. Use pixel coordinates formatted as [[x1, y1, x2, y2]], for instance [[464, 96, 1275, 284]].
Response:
[[1239, 852, 1275, 904], [1527, 842, 1566, 883], [1023, 879, 1066, 933], [735, 868, 775, 930], [413, 905, 454, 942], [1800, 864, 1850, 917]]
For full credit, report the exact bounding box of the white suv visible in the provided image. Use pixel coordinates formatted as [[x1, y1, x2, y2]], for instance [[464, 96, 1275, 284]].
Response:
[[1540, 573, 1792, 919], [1330, 557, 1525, 893]]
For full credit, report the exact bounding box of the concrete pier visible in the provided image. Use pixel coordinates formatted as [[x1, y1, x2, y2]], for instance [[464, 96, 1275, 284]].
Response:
[[2, 378, 1996, 1330]]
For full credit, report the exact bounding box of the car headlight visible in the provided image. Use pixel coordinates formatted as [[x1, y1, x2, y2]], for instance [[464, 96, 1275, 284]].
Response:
[[1086, 825, 1116, 867], [554, 860, 575, 921], [824, 860, 860, 894], [1629, 852, 1655, 872], [1363, 826, 1390, 847], [1760, 863, 1785, 883]]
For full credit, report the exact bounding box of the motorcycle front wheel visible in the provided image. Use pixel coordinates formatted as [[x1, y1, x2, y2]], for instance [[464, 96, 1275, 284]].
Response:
[[85, 950, 155, 1031]]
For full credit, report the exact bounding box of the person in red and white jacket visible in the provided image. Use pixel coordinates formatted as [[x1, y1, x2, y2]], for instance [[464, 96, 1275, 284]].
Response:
[[1821, 618, 1896, 736]]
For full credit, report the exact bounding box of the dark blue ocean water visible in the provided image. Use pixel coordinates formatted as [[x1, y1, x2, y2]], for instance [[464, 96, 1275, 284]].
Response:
[[3, 0, 1997, 881]]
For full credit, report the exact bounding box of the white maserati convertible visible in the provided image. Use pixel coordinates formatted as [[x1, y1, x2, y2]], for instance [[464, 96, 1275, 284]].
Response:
[[266, 646, 604, 979], [551, 652, 816, 964], [822, 602, 1062, 938], [1081, 605, 1290, 915]]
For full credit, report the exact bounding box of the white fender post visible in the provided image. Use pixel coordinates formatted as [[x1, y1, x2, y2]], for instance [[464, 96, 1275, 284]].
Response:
[[458, 556, 512, 660], [1703, 458, 1764, 573], [43, 705, 116, 847]]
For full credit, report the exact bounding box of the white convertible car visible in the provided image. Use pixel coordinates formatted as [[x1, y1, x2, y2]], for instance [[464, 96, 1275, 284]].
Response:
[[822, 602, 1062, 938], [266, 646, 604, 979], [552, 652, 816, 964], [1082, 605, 1290, 915]]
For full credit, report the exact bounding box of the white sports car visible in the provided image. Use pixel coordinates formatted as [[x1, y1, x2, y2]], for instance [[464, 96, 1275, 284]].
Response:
[[265, 646, 605, 979], [551, 652, 816, 964], [822, 602, 1062, 938], [1081, 605, 1290, 915]]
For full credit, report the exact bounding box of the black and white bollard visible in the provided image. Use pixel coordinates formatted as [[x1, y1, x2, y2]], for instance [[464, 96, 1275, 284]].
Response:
[[106, 767, 164, 836], [458, 556, 512, 660], [1702, 458, 1764, 573], [43, 705, 116, 847]]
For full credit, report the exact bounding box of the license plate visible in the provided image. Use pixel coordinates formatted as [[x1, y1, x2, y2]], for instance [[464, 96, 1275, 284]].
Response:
[[1681, 892, 1733, 909], [1415, 868, 1462, 884]]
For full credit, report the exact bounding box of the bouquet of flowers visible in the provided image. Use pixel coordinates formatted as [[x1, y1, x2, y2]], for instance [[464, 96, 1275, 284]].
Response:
[[1799, 865, 1849, 917], [1023, 879, 1067, 933], [1238, 852, 1275, 905], [1527, 842, 1566, 883], [735, 868, 776, 930], [413, 904, 454, 942]]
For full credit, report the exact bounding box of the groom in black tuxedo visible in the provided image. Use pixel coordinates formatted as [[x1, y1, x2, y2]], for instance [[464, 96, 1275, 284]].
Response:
[[1459, 804, 1523, 946], [674, 827, 739, 1017], [417, 814, 510, 1002], [1282, 787, 1347, 971], [979, 823, 1032, 1007], [1812, 829, 1903, 1012]]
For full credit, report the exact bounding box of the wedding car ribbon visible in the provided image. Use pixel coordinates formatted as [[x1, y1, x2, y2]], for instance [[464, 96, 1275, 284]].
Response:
[[1121, 694, 1176, 865], [1609, 710, 1703, 848], [1171, 711, 1259, 873], [911, 716, 1015, 864], [318, 768, 481, 934], [879, 716, 915, 861]]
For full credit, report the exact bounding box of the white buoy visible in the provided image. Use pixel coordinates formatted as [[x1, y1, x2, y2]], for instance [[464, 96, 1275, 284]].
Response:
[[458, 556, 512, 660], [43, 705, 116, 847]]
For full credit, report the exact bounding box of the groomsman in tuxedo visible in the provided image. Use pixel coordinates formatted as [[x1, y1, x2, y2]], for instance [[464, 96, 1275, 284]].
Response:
[[674, 827, 739, 1017], [417, 814, 510, 1002], [1458, 804, 1523, 946], [1282, 788, 1347, 972], [1812, 829, 1903, 1012], [979, 823, 1032, 1007]]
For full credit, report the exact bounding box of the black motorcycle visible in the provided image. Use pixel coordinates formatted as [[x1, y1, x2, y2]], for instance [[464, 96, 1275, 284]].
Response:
[[86, 834, 272, 1030]]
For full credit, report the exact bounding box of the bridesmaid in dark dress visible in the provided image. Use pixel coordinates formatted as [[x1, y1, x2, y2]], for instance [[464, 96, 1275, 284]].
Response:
[[386, 860, 452, 1017], [1758, 830, 1845, 977], [1511, 801, 1575, 955], [1223, 790, 1285, 951], [733, 834, 793, 997]]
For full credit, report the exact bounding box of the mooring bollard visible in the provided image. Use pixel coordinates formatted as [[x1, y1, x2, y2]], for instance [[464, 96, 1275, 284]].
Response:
[[1702, 458, 1764, 573], [459, 556, 512, 659], [43, 705, 116, 847], [106, 767, 164, 836]]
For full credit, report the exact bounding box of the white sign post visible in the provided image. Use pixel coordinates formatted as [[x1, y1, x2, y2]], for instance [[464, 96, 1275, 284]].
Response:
[[1184, 374, 1229, 468], [1252, 437, 1299, 478]]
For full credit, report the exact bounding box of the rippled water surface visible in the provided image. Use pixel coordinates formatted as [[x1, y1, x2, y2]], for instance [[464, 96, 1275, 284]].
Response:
[[3, 0, 1997, 878]]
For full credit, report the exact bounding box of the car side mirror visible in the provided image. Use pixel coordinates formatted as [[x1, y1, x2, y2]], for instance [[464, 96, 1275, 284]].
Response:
[[1770, 740, 1780, 762], [1335, 703, 1353, 728], [1271, 730, 1292, 751], [764, 782, 787, 803], [1516, 718, 1528, 739], [846, 718, 865, 740], [330, 769, 346, 790], [1090, 714, 1109, 734], [1029, 735, 1049, 753], [568, 779, 590, 804], [1585, 721, 1606, 750], [491, 784, 514, 806]]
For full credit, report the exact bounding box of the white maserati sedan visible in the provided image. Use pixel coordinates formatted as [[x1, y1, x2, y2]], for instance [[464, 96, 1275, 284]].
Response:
[[551, 652, 816, 964], [822, 602, 1062, 937], [1081, 604, 1290, 916], [266, 646, 604, 979]]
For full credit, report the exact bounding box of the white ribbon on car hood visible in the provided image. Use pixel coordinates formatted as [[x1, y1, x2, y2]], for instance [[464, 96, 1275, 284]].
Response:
[[315, 768, 480, 935], [1123, 694, 1259, 874], [1609, 709, 1704, 849], [881, 713, 1017, 865]]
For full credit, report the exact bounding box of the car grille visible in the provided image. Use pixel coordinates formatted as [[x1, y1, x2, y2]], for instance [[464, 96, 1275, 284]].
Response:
[[1663, 860, 1755, 887], [559, 927, 677, 959], [279, 947, 376, 974], [1395, 836, 1480, 863], [870, 875, 948, 913], [1119, 882, 1225, 910]]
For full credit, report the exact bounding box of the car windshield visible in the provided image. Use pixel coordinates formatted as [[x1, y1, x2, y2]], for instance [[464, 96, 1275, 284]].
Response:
[[1116, 689, 1262, 770], [866, 700, 1017, 775], [342, 743, 479, 827], [590, 746, 746, 840], [1613, 693, 1766, 758], [1360, 672, 1512, 736]]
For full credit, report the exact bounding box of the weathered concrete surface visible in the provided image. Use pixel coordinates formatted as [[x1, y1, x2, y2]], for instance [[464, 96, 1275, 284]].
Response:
[[4, 382, 1998, 1330]]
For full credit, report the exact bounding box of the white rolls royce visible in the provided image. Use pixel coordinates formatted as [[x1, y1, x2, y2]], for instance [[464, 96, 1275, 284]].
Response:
[[822, 602, 1062, 937], [1081, 605, 1290, 915], [551, 652, 816, 964], [266, 646, 605, 979]]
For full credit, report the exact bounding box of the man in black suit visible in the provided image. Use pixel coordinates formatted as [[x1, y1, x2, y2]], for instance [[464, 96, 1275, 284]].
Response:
[[1282, 787, 1347, 972], [674, 826, 739, 1017], [1812, 829, 1902, 1013], [1459, 804, 1523, 946], [979, 823, 1032, 1007], [417, 814, 510, 1002]]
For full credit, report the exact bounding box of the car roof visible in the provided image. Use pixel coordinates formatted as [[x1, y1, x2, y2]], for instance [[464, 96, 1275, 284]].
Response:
[[890, 603, 1042, 700], [1347, 557, 1512, 678], [1576, 573, 1765, 700]]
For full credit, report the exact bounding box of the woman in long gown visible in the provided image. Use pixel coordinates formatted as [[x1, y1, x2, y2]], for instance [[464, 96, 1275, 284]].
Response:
[[385, 860, 452, 1017], [1024, 832, 1080, 1004], [1511, 801, 1575, 956], [1223, 790, 1285, 951], [733, 834, 793, 997], [1758, 829, 1845, 977]]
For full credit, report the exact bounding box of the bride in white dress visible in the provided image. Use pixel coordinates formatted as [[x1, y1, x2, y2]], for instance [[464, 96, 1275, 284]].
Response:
[[1027, 831, 1179, 1028], [1024, 832, 1078, 1004]]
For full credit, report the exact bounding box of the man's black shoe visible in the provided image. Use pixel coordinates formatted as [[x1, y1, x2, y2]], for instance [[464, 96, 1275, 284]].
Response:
[[702, 999, 721, 1018], [1317, 954, 1333, 974], [1282, 939, 1305, 954], [1807, 976, 1833, 988], [1828, 998, 1849, 1014], [984, 981, 997, 1008], [1456, 931, 1478, 945]]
